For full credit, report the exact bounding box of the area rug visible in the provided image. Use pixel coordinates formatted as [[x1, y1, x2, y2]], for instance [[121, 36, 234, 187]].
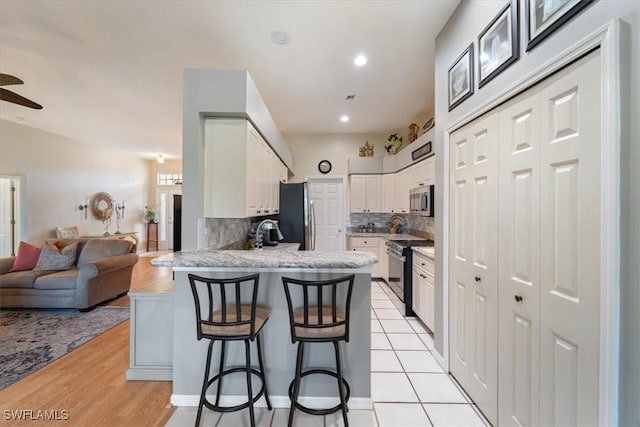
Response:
[[0, 307, 130, 390]]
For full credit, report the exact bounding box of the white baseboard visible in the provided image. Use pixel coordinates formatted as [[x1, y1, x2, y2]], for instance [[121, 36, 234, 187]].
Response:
[[126, 368, 173, 381], [171, 394, 372, 410]]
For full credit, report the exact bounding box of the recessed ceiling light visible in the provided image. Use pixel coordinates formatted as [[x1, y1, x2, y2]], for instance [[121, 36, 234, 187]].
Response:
[[271, 30, 291, 45], [354, 55, 367, 66], [340, 115, 349, 123]]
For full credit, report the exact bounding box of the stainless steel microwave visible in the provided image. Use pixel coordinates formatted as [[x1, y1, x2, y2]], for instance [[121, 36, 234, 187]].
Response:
[[410, 185, 434, 217]]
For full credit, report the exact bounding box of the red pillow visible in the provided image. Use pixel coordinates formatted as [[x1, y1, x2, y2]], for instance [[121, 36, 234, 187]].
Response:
[[9, 241, 42, 272]]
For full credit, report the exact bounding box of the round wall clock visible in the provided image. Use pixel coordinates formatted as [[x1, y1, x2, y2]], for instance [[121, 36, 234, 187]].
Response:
[[318, 160, 332, 174]]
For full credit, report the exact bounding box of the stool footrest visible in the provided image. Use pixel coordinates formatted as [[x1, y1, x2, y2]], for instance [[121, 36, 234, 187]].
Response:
[[203, 367, 267, 413], [288, 368, 351, 416]]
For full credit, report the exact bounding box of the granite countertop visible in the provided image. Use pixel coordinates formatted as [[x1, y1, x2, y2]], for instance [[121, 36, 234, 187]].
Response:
[[255, 242, 300, 251], [413, 246, 435, 259], [151, 249, 377, 269]]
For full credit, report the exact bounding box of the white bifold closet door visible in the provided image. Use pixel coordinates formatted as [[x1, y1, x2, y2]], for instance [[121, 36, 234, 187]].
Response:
[[451, 50, 602, 427], [449, 114, 499, 425]]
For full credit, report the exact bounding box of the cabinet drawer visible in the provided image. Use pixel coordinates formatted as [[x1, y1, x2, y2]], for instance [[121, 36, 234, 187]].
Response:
[[413, 253, 434, 274], [349, 237, 379, 248]]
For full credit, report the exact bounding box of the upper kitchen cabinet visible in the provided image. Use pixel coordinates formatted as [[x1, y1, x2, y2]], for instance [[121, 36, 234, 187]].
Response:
[[411, 156, 435, 187], [395, 168, 411, 214], [382, 173, 397, 213], [349, 174, 382, 213], [204, 118, 283, 218]]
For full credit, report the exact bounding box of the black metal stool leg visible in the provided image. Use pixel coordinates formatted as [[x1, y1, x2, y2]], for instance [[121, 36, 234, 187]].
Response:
[[288, 341, 305, 427], [333, 341, 349, 427], [196, 340, 215, 427], [215, 340, 226, 407], [256, 335, 272, 410], [245, 339, 256, 427]]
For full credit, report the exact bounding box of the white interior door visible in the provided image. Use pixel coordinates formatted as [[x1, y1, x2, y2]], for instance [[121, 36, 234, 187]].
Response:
[[157, 186, 182, 250], [449, 113, 499, 425], [538, 51, 601, 426], [0, 178, 17, 257], [498, 92, 542, 427], [307, 178, 344, 251]]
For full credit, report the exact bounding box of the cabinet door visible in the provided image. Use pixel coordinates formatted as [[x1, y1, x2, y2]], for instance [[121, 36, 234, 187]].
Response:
[[245, 124, 261, 217], [382, 174, 397, 213], [412, 265, 426, 320], [449, 112, 499, 425], [395, 169, 410, 213], [425, 269, 435, 331], [258, 140, 271, 215], [379, 238, 389, 283], [350, 175, 367, 213], [366, 175, 382, 213]]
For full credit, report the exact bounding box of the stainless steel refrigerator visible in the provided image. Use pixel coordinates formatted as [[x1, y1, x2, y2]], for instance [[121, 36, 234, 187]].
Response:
[[277, 182, 315, 250]]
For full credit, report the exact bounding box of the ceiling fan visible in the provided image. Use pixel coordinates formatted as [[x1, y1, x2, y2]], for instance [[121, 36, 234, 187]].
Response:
[[0, 73, 43, 109]]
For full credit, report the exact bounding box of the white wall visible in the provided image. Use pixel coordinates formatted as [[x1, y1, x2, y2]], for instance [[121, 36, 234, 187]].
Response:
[[283, 133, 387, 181], [434, 1, 639, 424], [0, 119, 151, 247]]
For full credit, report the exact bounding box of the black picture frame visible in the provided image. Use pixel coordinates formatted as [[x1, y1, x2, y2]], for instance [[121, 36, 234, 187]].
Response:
[[525, 0, 594, 51], [411, 142, 432, 161], [448, 43, 474, 112], [478, 0, 519, 88]]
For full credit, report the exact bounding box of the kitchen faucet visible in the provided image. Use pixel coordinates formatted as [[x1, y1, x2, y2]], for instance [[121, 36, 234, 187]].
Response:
[[255, 219, 284, 247]]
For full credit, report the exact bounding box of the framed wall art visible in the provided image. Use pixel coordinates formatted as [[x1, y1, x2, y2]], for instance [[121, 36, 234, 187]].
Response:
[[478, 0, 519, 88], [448, 43, 474, 112], [525, 0, 595, 51]]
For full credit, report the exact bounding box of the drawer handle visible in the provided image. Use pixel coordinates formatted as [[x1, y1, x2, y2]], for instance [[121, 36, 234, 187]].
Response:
[[421, 262, 426, 266], [475, 276, 481, 282], [514, 295, 523, 302]]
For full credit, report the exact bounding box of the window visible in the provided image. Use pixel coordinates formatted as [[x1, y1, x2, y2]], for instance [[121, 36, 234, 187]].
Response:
[[157, 173, 182, 186]]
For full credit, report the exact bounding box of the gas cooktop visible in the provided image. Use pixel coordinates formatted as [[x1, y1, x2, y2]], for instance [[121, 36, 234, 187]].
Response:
[[388, 239, 434, 247]]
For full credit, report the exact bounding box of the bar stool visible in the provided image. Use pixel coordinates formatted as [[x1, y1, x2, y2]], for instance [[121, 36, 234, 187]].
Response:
[[188, 273, 272, 427], [282, 274, 355, 427]]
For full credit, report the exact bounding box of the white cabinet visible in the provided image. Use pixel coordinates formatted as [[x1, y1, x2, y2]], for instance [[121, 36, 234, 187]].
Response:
[[204, 118, 282, 218], [382, 174, 399, 213], [395, 168, 411, 214], [411, 156, 435, 187], [412, 251, 434, 331], [379, 238, 389, 283], [348, 237, 380, 278], [349, 175, 382, 213]]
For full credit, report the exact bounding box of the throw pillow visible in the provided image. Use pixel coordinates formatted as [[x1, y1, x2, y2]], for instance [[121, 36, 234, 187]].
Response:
[[9, 241, 42, 272], [33, 241, 78, 271]]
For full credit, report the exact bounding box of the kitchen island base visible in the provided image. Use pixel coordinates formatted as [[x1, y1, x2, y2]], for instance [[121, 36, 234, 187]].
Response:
[[170, 269, 372, 410]]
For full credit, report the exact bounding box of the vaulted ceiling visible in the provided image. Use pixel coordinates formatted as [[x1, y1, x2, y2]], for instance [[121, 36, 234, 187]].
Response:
[[0, 1, 459, 160]]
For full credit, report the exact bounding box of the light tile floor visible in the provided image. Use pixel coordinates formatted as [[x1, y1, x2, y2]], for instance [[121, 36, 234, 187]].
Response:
[[166, 280, 491, 426]]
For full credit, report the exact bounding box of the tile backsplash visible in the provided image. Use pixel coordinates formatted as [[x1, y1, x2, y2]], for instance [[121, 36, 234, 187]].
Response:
[[347, 212, 434, 240], [198, 217, 250, 250]]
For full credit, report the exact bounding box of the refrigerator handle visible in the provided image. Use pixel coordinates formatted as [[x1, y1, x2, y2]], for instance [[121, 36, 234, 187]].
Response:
[[310, 200, 316, 251]]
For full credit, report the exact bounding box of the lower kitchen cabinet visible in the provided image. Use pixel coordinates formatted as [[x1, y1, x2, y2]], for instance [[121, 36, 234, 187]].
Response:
[[348, 237, 380, 278], [412, 252, 434, 331]]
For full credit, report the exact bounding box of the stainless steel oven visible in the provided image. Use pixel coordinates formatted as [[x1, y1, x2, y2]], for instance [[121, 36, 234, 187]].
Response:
[[385, 239, 434, 316]]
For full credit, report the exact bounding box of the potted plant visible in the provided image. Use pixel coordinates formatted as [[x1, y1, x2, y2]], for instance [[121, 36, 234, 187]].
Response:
[[144, 205, 159, 223], [384, 133, 403, 155]]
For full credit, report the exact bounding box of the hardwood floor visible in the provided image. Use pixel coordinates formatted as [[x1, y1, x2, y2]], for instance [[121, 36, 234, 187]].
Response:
[[0, 253, 176, 426]]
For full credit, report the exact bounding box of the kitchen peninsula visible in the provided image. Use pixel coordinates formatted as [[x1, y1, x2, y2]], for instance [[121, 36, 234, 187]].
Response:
[[151, 249, 377, 409]]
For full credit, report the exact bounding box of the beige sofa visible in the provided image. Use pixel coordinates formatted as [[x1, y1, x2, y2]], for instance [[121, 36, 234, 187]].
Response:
[[0, 238, 138, 310]]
